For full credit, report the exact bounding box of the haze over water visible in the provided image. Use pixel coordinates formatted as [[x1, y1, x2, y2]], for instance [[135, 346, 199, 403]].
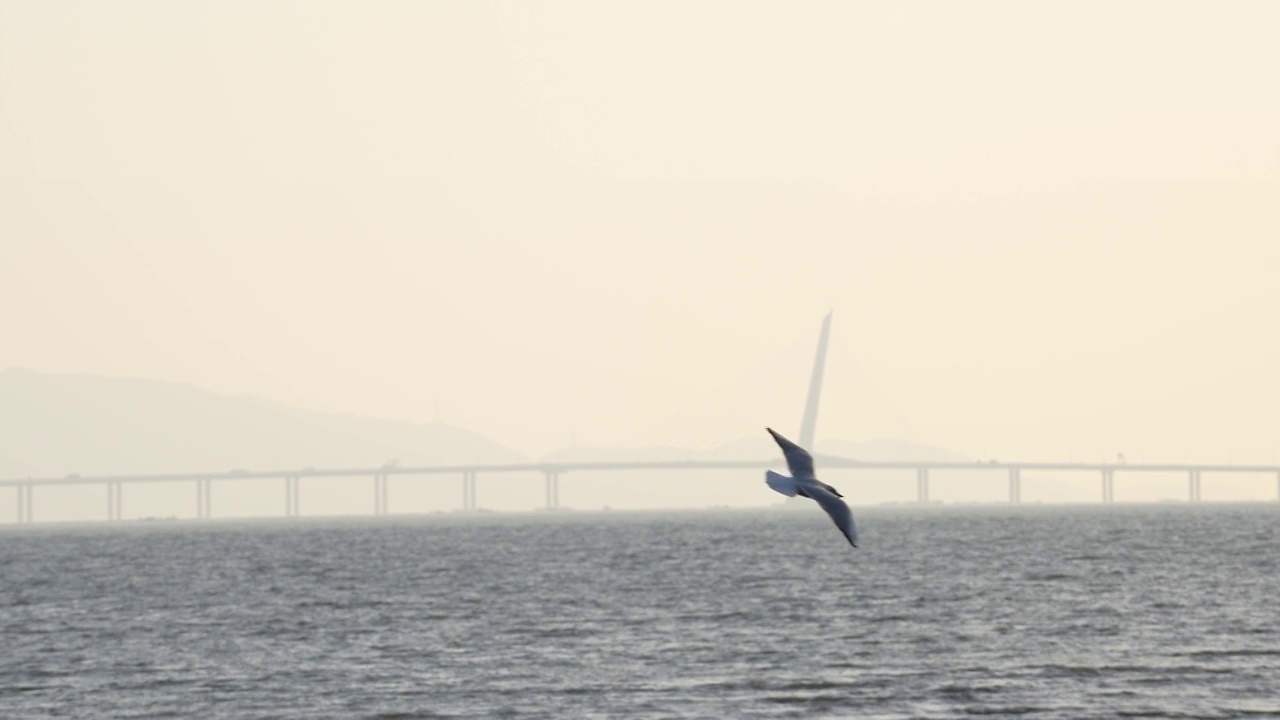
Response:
[[4, 1, 1280, 472], [4, 504, 1278, 718]]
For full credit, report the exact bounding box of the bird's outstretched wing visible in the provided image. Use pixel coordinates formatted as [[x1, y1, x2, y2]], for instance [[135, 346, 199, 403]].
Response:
[[806, 484, 859, 548], [766, 427, 815, 479]]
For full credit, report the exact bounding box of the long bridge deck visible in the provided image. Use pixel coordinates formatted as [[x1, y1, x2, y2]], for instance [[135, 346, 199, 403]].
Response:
[[4, 457, 1279, 524]]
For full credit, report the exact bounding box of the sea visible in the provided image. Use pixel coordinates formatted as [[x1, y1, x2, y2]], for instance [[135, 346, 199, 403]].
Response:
[[2, 503, 1278, 719]]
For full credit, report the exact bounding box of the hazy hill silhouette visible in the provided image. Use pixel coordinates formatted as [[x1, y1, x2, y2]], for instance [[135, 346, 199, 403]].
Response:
[[0, 368, 526, 477], [816, 437, 969, 463], [540, 434, 967, 464], [539, 445, 706, 463]]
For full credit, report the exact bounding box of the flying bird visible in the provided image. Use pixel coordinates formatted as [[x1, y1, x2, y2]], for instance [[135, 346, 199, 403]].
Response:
[[765, 427, 858, 548]]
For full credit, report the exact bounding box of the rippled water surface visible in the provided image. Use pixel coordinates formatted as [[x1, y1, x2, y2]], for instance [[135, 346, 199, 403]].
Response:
[[3, 504, 1279, 718]]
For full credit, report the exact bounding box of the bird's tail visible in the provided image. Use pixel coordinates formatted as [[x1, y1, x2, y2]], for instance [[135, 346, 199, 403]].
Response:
[[765, 470, 800, 497]]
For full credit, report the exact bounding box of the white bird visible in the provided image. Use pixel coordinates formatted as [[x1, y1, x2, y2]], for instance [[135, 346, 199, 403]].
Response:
[[764, 427, 858, 548]]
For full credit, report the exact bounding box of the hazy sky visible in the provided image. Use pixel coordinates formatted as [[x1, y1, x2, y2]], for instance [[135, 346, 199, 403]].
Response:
[[3, 1, 1279, 464]]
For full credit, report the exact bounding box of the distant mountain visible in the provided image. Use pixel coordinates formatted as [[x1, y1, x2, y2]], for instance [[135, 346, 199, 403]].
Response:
[[540, 434, 967, 464], [0, 368, 525, 478], [816, 437, 969, 463], [539, 445, 704, 463]]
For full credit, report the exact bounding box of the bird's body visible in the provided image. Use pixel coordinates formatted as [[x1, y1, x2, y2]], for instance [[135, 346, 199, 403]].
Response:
[[765, 427, 858, 548]]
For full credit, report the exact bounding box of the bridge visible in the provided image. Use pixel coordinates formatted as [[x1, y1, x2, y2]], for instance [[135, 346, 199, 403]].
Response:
[[5, 312, 1278, 524], [3, 457, 1280, 523]]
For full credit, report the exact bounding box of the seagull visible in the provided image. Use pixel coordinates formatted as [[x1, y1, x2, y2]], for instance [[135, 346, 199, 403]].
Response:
[[765, 427, 858, 548]]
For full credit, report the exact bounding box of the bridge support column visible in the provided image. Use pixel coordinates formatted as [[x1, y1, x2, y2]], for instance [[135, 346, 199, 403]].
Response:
[[16, 484, 32, 524], [461, 471, 477, 512], [1276, 471, 1279, 502], [196, 479, 211, 520], [545, 472, 560, 510], [1008, 468, 1021, 504], [374, 474, 389, 516], [916, 467, 929, 503], [1188, 470, 1201, 503], [107, 482, 120, 521], [1101, 469, 1114, 503], [285, 476, 300, 517]]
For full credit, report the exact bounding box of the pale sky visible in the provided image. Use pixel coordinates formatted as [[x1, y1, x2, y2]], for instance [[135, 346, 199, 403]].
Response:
[[4, 0, 1279, 466]]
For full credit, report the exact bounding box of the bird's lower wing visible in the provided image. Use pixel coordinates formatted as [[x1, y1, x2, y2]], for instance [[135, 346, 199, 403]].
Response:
[[807, 485, 858, 548], [765, 470, 800, 497]]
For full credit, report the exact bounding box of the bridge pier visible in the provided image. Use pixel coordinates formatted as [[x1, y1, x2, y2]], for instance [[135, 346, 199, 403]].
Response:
[[545, 471, 560, 510], [285, 476, 300, 517], [195, 479, 212, 520], [16, 484, 32, 523], [916, 467, 929, 503], [1101, 469, 1114, 503], [1008, 468, 1021, 503], [107, 482, 123, 521], [461, 471, 477, 512], [374, 474, 389, 516], [1188, 470, 1201, 503]]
